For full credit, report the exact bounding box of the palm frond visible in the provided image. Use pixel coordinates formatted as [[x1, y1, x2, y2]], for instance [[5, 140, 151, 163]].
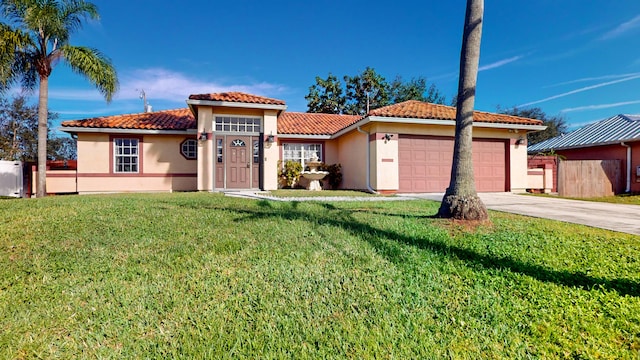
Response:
[[0, 22, 37, 92], [61, 0, 98, 36], [60, 45, 118, 102]]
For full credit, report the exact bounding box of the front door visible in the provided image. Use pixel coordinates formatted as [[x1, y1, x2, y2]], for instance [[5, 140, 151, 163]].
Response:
[[226, 136, 251, 189]]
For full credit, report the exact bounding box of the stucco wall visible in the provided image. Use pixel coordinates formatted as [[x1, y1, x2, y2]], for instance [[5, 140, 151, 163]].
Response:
[[370, 133, 399, 191], [323, 139, 340, 165], [337, 129, 368, 190], [75, 132, 197, 194], [263, 110, 279, 190], [509, 138, 529, 192], [77, 133, 110, 173], [197, 106, 213, 191]]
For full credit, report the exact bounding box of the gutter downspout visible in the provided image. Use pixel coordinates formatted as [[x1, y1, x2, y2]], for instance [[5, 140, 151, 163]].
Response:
[[621, 142, 631, 193], [357, 126, 377, 194]]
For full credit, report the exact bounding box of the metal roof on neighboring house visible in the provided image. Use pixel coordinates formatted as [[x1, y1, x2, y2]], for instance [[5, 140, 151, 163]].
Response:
[[528, 114, 640, 152]]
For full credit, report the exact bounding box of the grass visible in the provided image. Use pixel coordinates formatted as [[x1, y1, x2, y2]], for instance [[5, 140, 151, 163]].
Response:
[[573, 193, 640, 205], [268, 189, 381, 197], [527, 192, 640, 205], [1, 193, 639, 358]]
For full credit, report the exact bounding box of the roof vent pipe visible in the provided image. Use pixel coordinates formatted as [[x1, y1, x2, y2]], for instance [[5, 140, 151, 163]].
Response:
[[138, 89, 152, 113], [621, 142, 631, 193]]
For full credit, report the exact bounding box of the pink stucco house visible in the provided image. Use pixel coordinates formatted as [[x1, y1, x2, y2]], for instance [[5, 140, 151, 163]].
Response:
[[57, 92, 545, 194]]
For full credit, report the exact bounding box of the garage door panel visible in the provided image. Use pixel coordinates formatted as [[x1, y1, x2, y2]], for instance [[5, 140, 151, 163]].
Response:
[[399, 135, 506, 193]]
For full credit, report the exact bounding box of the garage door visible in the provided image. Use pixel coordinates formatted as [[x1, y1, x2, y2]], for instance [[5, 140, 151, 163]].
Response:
[[398, 135, 506, 193]]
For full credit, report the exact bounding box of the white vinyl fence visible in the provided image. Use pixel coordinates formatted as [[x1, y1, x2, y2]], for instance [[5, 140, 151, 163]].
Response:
[[0, 160, 23, 198]]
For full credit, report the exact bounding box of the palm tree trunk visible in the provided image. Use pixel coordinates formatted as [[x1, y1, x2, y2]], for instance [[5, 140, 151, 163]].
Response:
[[438, 0, 488, 220], [36, 75, 48, 198]]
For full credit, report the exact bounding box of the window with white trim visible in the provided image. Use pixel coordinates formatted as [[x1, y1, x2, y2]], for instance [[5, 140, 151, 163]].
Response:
[[181, 139, 197, 159], [282, 143, 322, 168], [215, 116, 261, 133], [114, 138, 139, 173]]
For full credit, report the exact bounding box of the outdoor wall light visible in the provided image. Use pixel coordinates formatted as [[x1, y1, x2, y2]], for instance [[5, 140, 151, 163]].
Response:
[[198, 132, 207, 141], [515, 136, 525, 145], [266, 133, 275, 143], [384, 133, 394, 141]]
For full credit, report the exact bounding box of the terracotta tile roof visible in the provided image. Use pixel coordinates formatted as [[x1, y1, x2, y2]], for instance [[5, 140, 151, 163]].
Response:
[[61, 100, 543, 134], [369, 100, 544, 126], [61, 108, 195, 130], [278, 112, 362, 135], [188, 91, 285, 105]]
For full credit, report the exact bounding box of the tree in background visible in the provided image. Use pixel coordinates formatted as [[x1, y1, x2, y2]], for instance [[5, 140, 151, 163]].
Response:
[[499, 106, 567, 145], [438, 0, 488, 220], [343, 67, 390, 115], [389, 76, 446, 104], [0, 95, 76, 161], [0, 0, 118, 197], [306, 68, 445, 115], [305, 73, 345, 114]]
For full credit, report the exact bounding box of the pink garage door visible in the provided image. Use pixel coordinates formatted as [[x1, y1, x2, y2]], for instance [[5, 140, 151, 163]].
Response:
[[398, 135, 507, 193]]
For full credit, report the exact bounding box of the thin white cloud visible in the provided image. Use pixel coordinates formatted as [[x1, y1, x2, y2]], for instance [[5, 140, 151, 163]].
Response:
[[600, 14, 640, 40], [55, 106, 138, 116], [430, 70, 457, 82], [545, 72, 640, 88], [560, 99, 640, 113], [48, 68, 288, 102], [518, 74, 640, 107], [478, 55, 523, 71]]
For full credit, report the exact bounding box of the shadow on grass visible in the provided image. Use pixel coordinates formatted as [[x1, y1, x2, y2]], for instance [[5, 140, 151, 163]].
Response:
[[201, 199, 640, 297]]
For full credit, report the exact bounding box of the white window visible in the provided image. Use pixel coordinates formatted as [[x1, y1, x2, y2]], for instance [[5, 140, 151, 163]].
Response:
[[114, 138, 139, 173], [181, 139, 197, 159], [215, 116, 261, 133], [282, 143, 322, 168]]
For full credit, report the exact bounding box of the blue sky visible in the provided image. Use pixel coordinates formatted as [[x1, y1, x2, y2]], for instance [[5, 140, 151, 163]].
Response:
[[14, 0, 640, 132]]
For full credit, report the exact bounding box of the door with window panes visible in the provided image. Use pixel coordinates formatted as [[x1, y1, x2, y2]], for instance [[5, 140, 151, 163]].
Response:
[[214, 116, 262, 189]]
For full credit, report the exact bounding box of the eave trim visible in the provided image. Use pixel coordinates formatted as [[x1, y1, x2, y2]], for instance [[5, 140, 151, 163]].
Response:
[[61, 127, 197, 135]]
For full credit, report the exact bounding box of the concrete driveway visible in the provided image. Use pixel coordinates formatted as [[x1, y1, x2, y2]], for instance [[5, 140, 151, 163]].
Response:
[[404, 193, 640, 236]]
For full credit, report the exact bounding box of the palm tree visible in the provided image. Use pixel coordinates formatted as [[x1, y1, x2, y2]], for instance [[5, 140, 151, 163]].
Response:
[[438, 0, 488, 220], [0, 0, 118, 197]]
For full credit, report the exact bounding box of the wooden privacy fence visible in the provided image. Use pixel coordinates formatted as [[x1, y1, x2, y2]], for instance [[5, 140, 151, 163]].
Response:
[[558, 160, 622, 198]]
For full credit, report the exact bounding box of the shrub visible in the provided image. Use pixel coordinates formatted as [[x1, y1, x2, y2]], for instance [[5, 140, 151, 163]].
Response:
[[279, 160, 302, 188], [320, 163, 342, 189]]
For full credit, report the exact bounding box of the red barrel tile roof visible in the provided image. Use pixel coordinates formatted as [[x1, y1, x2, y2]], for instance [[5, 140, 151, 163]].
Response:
[[278, 112, 362, 135], [61, 108, 195, 130], [61, 99, 543, 134], [369, 100, 543, 125], [188, 91, 286, 105]]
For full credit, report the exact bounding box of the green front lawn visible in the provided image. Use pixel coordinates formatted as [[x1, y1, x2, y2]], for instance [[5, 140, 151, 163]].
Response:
[[526, 192, 640, 205], [269, 189, 381, 197], [576, 193, 640, 205], [1, 193, 639, 358]]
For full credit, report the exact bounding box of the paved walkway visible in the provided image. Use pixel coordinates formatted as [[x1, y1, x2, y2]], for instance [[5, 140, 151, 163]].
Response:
[[225, 191, 640, 236], [405, 192, 640, 236]]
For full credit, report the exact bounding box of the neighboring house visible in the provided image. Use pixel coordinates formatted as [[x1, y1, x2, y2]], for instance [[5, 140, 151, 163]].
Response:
[[528, 114, 640, 193], [58, 91, 545, 194]]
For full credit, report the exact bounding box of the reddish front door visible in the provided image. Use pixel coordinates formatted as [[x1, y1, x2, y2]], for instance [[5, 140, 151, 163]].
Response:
[[226, 136, 251, 189]]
